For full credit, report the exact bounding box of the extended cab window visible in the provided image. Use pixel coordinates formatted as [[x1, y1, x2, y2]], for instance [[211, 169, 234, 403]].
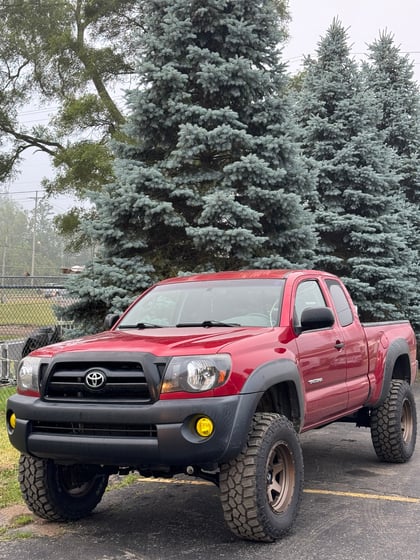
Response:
[[326, 280, 354, 327], [294, 280, 326, 328]]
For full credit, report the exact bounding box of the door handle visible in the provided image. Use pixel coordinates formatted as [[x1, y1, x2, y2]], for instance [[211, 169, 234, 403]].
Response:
[[334, 341, 345, 350]]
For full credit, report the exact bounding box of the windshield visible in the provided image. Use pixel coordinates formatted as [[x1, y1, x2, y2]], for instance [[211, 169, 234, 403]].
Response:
[[118, 279, 285, 328]]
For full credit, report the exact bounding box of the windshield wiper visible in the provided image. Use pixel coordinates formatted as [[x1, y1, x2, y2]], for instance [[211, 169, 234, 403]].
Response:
[[118, 322, 164, 329], [176, 320, 241, 328]]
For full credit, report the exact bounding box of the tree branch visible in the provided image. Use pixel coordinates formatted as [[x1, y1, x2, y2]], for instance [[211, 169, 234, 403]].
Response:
[[71, 2, 126, 127], [2, 125, 64, 156]]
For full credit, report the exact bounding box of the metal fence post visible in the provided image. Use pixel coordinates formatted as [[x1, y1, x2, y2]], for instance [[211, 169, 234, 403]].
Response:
[[1, 341, 8, 381]]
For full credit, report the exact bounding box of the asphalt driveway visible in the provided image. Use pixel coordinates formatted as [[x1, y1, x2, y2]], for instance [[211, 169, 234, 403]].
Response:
[[1, 383, 419, 560]]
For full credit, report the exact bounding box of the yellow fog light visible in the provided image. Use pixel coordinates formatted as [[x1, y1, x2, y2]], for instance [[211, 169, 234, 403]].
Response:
[[195, 417, 214, 438], [9, 413, 16, 430]]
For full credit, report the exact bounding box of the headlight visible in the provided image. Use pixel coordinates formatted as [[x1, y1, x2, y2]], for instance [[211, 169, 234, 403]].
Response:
[[161, 354, 231, 393], [17, 356, 42, 396]]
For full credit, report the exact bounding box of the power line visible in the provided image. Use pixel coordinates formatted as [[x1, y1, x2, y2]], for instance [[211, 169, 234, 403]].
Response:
[[0, 190, 47, 195], [18, 106, 59, 116]]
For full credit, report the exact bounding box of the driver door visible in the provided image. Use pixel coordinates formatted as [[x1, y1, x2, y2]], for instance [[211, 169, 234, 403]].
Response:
[[293, 279, 348, 428]]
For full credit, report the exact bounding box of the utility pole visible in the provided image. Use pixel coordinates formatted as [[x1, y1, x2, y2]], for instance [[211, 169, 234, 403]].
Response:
[[1, 235, 7, 286], [30, 191, 38, 281]]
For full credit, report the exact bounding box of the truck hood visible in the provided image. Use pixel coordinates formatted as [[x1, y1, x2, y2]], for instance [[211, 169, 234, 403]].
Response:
[[32, 326, 273, 358]]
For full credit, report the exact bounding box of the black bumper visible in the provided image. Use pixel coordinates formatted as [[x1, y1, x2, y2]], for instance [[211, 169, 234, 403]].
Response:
[[7, 393, 259, 467]]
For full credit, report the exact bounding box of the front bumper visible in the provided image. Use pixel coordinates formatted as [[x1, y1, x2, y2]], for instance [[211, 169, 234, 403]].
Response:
[[7, 393, 259, 467]]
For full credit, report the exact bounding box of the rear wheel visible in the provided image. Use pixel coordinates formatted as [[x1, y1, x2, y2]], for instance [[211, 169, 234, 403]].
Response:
[[370, 380, 417, 463], [19, 454, 109, 521], [220, 412, 303, 542]]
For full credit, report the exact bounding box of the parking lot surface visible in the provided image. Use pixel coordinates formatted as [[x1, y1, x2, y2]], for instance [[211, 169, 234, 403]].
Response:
[[0, 384, 419, 560]]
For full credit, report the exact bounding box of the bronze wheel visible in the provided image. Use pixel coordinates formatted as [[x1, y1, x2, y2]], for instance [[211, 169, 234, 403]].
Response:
[[401, 395, 414, 445], [266, 440, 295, 514], [220, 412, 303, 542]]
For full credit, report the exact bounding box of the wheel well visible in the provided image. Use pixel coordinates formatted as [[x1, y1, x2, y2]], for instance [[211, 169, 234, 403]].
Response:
[[392, 354, 411, 383], [256, 382, 301, 431]]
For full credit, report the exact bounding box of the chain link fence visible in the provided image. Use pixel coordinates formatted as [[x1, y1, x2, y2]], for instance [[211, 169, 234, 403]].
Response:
[[0, 276, 75, 384]]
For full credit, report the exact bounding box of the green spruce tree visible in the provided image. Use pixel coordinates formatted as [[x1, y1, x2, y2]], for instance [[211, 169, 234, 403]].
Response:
[[64, 0, 316, 333], [364, 32, 420, 335], [297, 19, 417, 321], [365, 32, 420, 211]]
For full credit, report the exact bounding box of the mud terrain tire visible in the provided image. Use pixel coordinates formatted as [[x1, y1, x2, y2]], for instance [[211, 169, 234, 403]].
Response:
[[220, 412, 303, 542], [370, 379, 417, 463], [19, 454, 108, 521]]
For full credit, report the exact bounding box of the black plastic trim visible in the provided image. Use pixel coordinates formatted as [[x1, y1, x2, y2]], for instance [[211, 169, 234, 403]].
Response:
[[373, 338, 412, 407], [240, 359, 304, 428], [7, 392, 259, 467]]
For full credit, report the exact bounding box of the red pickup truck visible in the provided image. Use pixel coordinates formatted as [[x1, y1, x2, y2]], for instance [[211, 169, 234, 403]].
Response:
[[6, 269, 418, 541]]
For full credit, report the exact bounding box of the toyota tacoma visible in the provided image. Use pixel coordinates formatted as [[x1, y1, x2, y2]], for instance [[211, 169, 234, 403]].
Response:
[[6, 269, 418, 541]]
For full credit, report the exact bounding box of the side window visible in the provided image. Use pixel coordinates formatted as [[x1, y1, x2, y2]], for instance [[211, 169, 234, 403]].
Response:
[[294, 280, 326, 327], [326, 280, 353, 327]]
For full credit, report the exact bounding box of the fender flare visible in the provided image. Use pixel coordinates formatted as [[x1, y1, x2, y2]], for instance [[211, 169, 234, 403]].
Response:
[[240, 358, 305, 429], [373, 338, 411, 408], [220, 359, 305, 461]]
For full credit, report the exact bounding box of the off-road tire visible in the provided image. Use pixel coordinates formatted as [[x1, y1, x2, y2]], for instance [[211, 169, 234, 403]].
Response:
[[370, 380, 417, 463], [19, 454, 109, 521], [219, 412, 304, 542]]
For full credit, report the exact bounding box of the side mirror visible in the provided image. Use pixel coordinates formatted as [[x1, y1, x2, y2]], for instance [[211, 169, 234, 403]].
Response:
[[104, 313, 120, 330], [300, 307, 335, 332]]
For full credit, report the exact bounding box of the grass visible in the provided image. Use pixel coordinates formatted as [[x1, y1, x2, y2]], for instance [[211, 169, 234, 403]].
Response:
[[0, 528, 33, 542], [0, 300, 56, 326], [0, 513, 34, 541], [0, 298, 58, 342], [0, 386, 22, 509]]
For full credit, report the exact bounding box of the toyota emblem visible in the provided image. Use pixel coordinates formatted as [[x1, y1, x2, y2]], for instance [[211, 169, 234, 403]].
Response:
[[85, 369, 107, 390]]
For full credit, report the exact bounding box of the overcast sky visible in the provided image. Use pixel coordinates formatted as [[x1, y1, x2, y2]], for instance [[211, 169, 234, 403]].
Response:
[[283, 0, 420, 81], [7, 0, 420, 213]]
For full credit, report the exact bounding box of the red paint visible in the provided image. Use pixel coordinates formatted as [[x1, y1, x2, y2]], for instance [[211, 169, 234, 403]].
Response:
[[30, 269, 417, 431]]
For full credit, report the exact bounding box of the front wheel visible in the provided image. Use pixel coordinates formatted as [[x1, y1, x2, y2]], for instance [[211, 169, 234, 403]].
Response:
[[219, 412, 304, 542], [19, 455, 109, 521], [370, 380, 417, 463]]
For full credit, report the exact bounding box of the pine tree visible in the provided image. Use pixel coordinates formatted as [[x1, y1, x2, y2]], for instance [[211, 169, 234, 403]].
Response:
[[364, 32, 420, 210], [64, 0, 316, 333], [297, 20, 417, 321], [363, 32, 420, 334]]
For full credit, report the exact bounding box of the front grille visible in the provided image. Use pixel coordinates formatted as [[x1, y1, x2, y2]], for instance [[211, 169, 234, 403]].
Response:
[[32, 421, 157, 438], [43, 360, 154, 403]]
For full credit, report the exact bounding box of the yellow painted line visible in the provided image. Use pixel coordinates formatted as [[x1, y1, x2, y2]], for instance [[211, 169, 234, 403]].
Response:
[[136, 477, 420, 503], [137, 477, 212, 486], [304, 488, 420, 504]]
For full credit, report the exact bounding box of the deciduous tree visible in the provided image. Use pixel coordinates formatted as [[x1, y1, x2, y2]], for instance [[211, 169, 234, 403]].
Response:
[[0, 0, 140, 239]]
